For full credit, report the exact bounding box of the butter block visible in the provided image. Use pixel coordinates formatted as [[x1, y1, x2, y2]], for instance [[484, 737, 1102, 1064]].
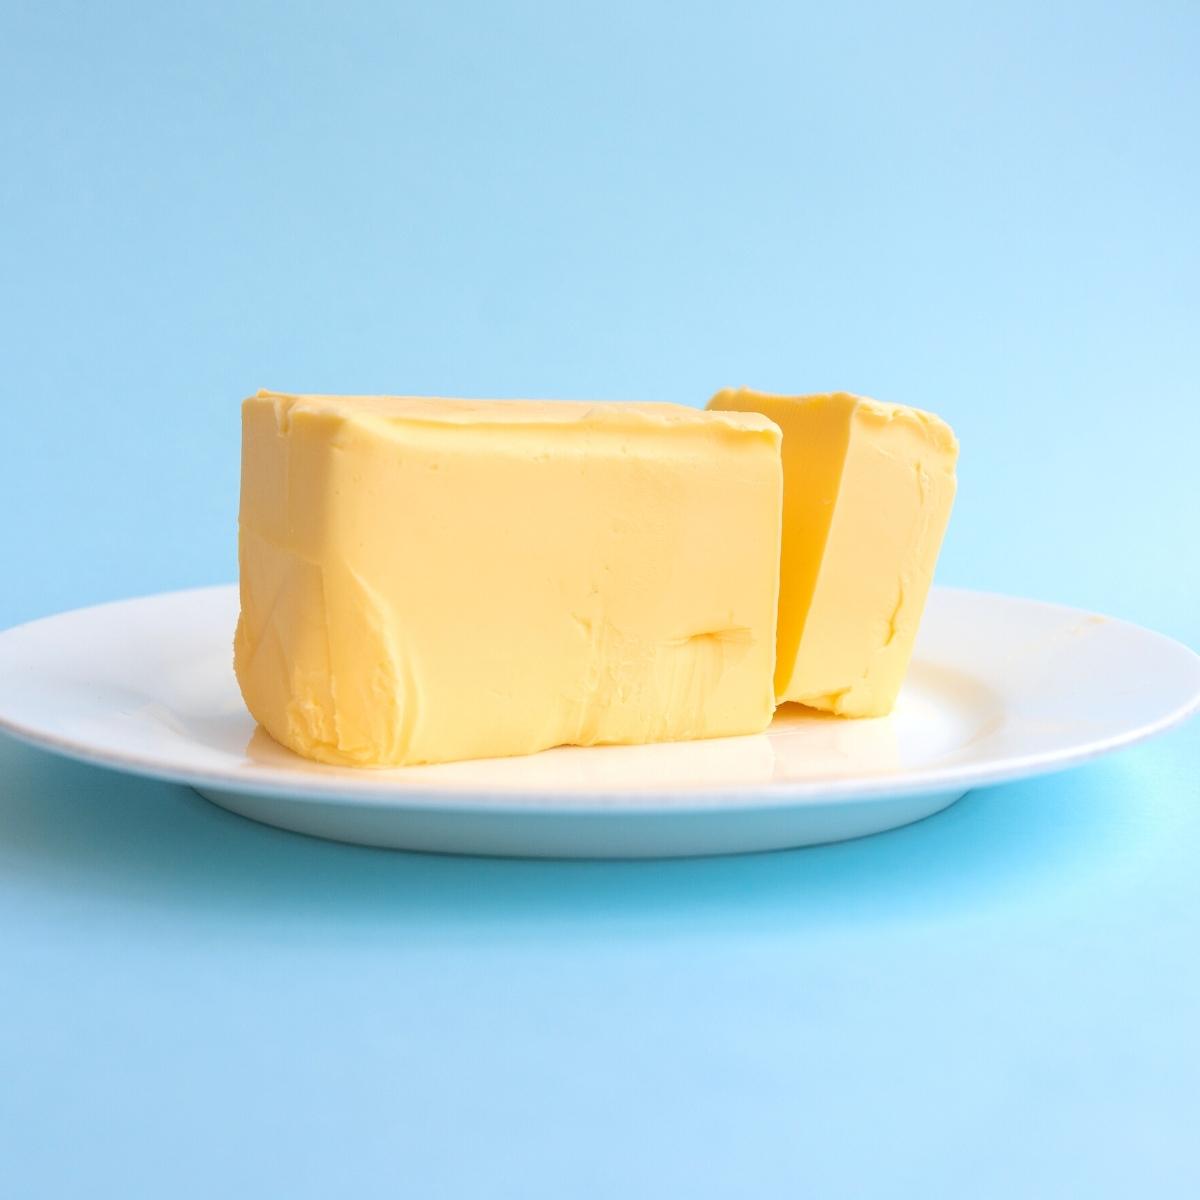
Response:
[[235, 391, 783, 766], [707, 389, 957, 717]]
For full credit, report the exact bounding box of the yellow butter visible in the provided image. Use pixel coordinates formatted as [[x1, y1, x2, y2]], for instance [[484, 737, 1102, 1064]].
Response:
[[708, 389, 958, 717], [235, 391, 783, 766]]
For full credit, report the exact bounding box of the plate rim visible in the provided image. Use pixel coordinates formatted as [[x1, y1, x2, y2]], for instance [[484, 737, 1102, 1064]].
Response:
[[0, 584, 1197, 814]]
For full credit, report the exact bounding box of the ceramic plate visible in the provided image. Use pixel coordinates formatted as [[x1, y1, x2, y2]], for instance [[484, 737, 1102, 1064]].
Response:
[[0, 586, 1196, 857]]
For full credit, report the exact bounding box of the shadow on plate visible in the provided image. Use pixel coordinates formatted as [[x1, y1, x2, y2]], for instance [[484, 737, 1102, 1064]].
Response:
[[0, 732, 1143, 938]]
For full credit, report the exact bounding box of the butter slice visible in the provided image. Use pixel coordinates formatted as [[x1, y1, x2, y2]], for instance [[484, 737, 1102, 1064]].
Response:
[[235, 392, 783, 766], [708, 390, 957, 717]]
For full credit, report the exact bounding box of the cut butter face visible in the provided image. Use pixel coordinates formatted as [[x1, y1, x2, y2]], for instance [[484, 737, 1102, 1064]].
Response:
[[235, 392, 783, 767], [708, 389, 958, 717]]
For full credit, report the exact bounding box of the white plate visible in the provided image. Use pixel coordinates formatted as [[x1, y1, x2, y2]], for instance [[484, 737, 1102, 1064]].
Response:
[[0, 586, 1196, 858]]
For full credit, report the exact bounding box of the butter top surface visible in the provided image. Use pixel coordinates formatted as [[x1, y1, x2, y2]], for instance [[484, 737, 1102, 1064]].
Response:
[[253, 390, 779, 440], [710, 389, 958, 457]]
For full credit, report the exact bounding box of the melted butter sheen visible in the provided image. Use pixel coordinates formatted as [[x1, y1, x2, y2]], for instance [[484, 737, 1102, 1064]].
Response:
[[235, 391, 783, 767], [708, 389, 958, 717]]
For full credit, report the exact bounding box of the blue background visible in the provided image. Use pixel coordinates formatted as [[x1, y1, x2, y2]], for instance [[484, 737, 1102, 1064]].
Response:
[[2, 2, 1197, 1195]]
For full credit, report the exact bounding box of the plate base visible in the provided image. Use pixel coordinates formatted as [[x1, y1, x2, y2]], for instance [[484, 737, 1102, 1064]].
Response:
[[4, 584, 1197, 860], [194, 786, 968, 858]]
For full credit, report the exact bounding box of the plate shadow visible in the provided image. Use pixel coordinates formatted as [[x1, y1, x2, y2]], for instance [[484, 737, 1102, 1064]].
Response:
[[0, 733, 1139, 939]]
